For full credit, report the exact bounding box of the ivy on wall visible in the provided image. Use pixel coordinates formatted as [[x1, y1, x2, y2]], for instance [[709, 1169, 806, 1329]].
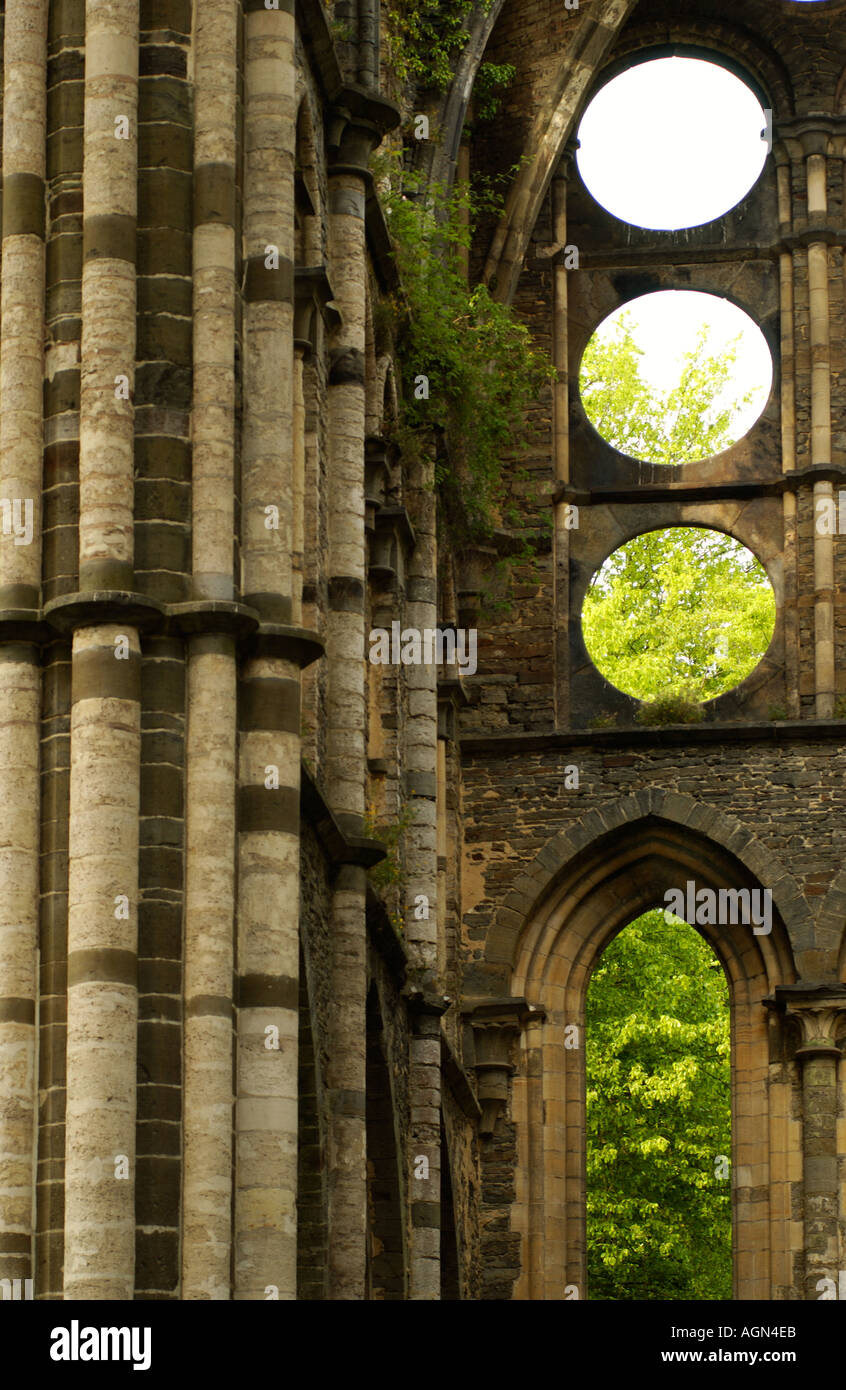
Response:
[[384, 0, 481, 90], [379, 167, 554, 549]]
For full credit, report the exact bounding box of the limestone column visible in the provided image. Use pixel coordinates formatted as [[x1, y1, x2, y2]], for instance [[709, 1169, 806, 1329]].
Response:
[[325, 133, 370, 1302], [550, 165, 572, 727], [780, 992, 846, 1298], [0, 0, 47, 1288], [293, 347, 306, 622], [181, 0, 239, 1301], [234, 0, 300, 1302], [63, 0, 141, 1301], [404, 433, 441, 1300], [805, 138, 834, 718], [775, 146, 800, 717], [323, 89, 398, 1299]]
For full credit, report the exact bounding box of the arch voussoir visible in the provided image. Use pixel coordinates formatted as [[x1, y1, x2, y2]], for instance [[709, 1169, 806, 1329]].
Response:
[[486, 789, 813, 975]]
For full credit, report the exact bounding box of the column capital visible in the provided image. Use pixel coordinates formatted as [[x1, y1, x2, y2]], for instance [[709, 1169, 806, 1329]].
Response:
[[328, 85, 400, 171], [767, 984, 846, 1059], [462, 998, 545, 1134], [294, 264, 340, 356]]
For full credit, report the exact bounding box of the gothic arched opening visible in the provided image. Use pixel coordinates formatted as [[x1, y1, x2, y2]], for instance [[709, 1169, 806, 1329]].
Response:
[[500, 801, 802, 1301], [585, 907, 731, 1300]]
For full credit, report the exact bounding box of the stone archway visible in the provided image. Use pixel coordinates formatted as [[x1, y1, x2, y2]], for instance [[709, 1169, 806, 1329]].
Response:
[[495, 798, 802, 1300]]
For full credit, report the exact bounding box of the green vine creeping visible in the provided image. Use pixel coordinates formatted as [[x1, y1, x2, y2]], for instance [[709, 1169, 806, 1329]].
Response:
[[385, 0, 486, 91], [379, 168, 554, 549]]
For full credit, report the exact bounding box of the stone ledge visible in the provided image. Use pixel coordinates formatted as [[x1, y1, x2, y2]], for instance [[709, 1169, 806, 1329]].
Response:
[[365, 881, 408, 985], [167, 600, 260, 638], [300, 763, 386, 870], [440, 1031, 482, 1121], [461, 719, 846, 755], [44, 590, 166, 634]]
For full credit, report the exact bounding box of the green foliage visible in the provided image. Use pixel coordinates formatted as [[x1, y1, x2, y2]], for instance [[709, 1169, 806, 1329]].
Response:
[[635, 694, 704, 726], [586, 909, 731, 1300], [381, 172, 553, 545], [584, 525, 775, 704], [835, 695, 846, 719], [580, 312, 758, 468], [473, 61, 516, 120], [579, 319, 775, 702], [587, 711, 619, 730], [385, 0, 479, 90], [364, 803, 412, 935]]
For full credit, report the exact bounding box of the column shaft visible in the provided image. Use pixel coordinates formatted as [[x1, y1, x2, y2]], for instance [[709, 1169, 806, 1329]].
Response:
[[405, 439, 441, 1300], [807, 153, 834, 717], [551, 173, 571, 727], [181, 0, 239, 1301], [64, 0, 140, 1301], [0, 0, 48, 1287], [325, 163, 368, 1300], [234, 0, 300, 1301]]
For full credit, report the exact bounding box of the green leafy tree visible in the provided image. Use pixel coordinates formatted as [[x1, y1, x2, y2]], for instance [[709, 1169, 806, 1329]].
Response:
[[580, 313, 757, 467], [579, 316, 775, 700], [586, 910, 731, 1300]]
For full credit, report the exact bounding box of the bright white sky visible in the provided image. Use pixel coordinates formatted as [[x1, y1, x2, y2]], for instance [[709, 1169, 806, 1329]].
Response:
[[576, 58, 772, 430], [576, 57, 768, 231]]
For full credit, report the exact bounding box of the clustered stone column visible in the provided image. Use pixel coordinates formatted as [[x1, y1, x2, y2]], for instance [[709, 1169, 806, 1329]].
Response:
[[325, 103, 372, 1303], [404, 436, 443, 1299], [234, 0, 301, 1301], [548, 151, 576, 727], [774, 147, 800, 715], [776, 119, 840, 719], [0, 0, 48, 1290], [180, 0, 240, 1300], [777, 988, 846, 1298], [324, 88, 397, 1300], [62, 0, 142, 1301]]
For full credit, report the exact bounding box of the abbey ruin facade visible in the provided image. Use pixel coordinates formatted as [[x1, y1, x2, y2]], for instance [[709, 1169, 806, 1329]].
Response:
[[1, 0, 846, 1301]]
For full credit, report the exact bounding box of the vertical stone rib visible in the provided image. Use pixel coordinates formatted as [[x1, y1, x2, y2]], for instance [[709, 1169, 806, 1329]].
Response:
[[776, 154, 799, 717], [64, 0, 140, 1300], [192, 1, 238, 603], [0, 0, 47, 610], [292, 348, 305, 624], [65, 625, 141, 1298], [807, 150, 834, 717], [181, 0, 239, 1303], [235, 0, 299, 1301], [183, 635, 236, 1298], [0, 648, 41, 1286], [78, 0, 138, 594], [551, 171, 570, 728], [0, 0, 47, 1288], [405, 436, 441, 1300], [325, 158, 368, 1300]]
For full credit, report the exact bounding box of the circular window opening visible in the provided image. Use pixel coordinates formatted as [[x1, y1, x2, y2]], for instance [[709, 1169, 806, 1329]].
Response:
[[582, 527, 776, 704], [579, 290, 772, 466], [576, 57, 768, 230]]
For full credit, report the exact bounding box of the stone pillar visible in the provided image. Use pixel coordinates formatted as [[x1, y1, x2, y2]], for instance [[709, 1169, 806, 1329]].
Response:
[[404, 429, 441, 1299], [324, 88, 397, 1300], [180, 0, 239, 1302], [0, 0, 48, 1289], [805, 132, 834, 718], [778, 988, 846, 1298], [548, 149, 576, 728], [234, 0, 301, 1302], [774, 145, 800, 717], [63, 0, 142, 1301]]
